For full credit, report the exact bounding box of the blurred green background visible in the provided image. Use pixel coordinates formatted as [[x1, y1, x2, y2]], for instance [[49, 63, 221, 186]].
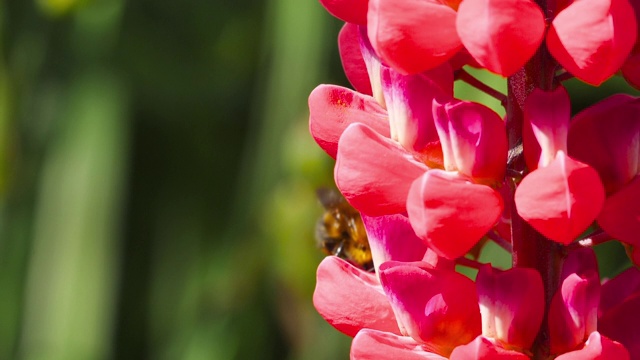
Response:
[[0, 0, 637, 359], [0, 0, 352, 359]]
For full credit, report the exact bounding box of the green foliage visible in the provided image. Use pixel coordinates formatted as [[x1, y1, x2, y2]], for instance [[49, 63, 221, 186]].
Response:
[[0, 0, 348, 359]]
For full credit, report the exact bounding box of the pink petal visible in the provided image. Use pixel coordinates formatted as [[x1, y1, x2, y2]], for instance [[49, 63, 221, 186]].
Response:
[[598, 293, 640, 358], [407, 170, 504, 259], [547, 0, 637, 85], [367, 0, 462, 75], [555, 332, 630, 360], [599, 267, 640, 317], [359, 26, 386, 107], [313, 256, 400, 337], [560, 247, 599, 282], [568, 94, 640, 194], [351, 329, 448, 360], [549, 271, 601, 354], [476, 266, 544, 350], [433, 99, 507, 183], [318, 0, 369, 25], [456, 0, 545, 76], [449, 336, 530, 360], [523, 86, 571, 169], [515, 152, 606, 245], [361, 214, 430, 274], [382, 66, 452, 167], [339, 23, 373, 96], [378, 261, 481, 356], [335, 123, 428, 216], [309, 85, 389, 159], [597, 175, 640, 247]]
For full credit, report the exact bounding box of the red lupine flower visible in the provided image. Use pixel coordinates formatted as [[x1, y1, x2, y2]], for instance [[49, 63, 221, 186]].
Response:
[[314, 214, 478, 358], [475, 265, 544, 351], [335, 122, 428, 216], [456, 0, 545, 76], [547, 0, 637, 85], [308, 85, 389, 159], [598, 267, 640, 358], [567, 94, 640, 251], [407, 170, 504, 259], [367, 0, 462, 75], [338, 23, 373, 96], [516, 87, 606, 245], [314, 256, 401, 337]]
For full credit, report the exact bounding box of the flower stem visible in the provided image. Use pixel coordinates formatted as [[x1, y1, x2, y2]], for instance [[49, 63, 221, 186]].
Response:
[[455, 69, 508, 106], [487, 230, 513, 253], [506, 20, 563, 357], [456, 257, 489, 270]]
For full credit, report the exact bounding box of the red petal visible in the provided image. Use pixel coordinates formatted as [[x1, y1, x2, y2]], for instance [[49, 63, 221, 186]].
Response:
[[547, 0, 637, 85], [449, 336, 530, 359], [359, 26, 386, 106], [476, 266, 544, 350], [523, 86, 571, 169], [433, 99, 507, 184], [456, 0, 545, 76], [367, 0, 462, 74], [351, 329, 448, 360], [339, 23, 373, 96], [515, 152, 605, 245], [554, 332, 630, 360], [379, 261, 481, 356], [549, 271, 601, 354], [313, 256, 400, 337], [407, 170, 503, 259], [568, 94, 640, 194], [382, 66, 452, 166], [599, 294, 640, 358], [597, 176, 640, 247], [318, 0, 369, 25], [361, 214, 430, 274], [335, 123, 427, 216], [309, 85, 389, 159], [599, 267, 640, 317]]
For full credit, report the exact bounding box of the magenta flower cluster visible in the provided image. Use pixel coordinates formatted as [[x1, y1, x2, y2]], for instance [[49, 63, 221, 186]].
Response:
[[308, 0, 640, 358]]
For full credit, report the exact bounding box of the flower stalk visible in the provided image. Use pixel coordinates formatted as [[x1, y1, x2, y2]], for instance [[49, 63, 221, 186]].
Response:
[[507, 3, 563, 354]]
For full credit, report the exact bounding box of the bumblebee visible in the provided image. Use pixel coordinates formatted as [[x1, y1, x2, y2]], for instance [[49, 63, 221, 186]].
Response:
[[315, 188, 373, 271]]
